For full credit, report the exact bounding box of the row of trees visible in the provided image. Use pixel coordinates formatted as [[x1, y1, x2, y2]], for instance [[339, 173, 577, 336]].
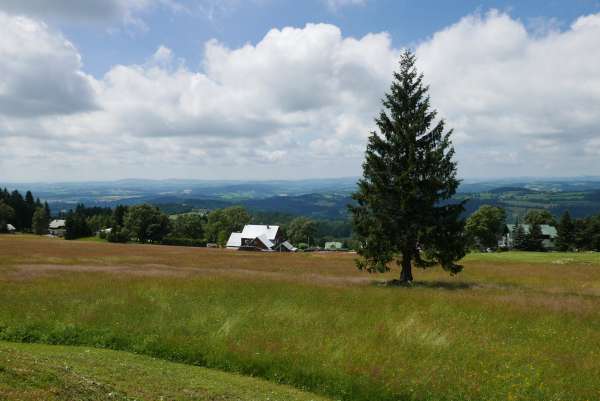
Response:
[[61, 202, 347, 248], [554, 211, 600, 251], [465, 205, 600, 252], [0, 188, 51, 234]]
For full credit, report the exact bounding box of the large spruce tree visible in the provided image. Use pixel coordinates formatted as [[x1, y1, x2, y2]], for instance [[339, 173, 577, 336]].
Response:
[[350, 51, 466, 284], [555, 211, 575, 251]]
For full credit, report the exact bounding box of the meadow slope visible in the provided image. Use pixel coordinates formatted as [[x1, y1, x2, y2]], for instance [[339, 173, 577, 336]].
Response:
[[0, 341, 330, 401], [1, 235, 600, 401]]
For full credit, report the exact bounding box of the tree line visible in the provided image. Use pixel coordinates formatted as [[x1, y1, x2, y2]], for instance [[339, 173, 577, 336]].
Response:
[[59, 203, 350, 248], [465, 205, 600, 252], [0, 188, 51, 234]]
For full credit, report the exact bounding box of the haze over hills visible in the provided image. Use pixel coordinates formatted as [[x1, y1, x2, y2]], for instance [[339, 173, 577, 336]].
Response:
[[3, 177, 600, 220]]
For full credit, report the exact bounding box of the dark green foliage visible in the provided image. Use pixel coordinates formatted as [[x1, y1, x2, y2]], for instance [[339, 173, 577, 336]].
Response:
[[106, 227, 131, 243], [584, 215, 600, 251], [465, 205, 506, 249], [0, 200, 15, 233], [112, 205, 129, 227], [524, 222, 545, 252], [32, 207, 50, 235], [555, 211, 575, 251], [124, 204, 170, 243], [524, 210, 557, 226], [64, 209, 92, 240], [86, 214, 112, 233], [512, 218, 527, 250], [205, 206, 251, 246], [169, 214, 206, 240], [285, 217, 318, 246], [349, 51, 466, 282]]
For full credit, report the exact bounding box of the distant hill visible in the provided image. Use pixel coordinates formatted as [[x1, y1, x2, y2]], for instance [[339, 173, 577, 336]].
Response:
[[3, 177, 600, 221]]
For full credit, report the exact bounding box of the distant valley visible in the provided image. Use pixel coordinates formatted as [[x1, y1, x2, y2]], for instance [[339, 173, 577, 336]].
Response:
[[2, 177, 600, 221]]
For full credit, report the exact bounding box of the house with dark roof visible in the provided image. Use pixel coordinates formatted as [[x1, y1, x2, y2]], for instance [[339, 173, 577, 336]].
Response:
[[501, 224, 558, 249]]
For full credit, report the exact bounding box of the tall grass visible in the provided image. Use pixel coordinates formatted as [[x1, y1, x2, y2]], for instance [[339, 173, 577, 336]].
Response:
[[1, 236, 600, 400]]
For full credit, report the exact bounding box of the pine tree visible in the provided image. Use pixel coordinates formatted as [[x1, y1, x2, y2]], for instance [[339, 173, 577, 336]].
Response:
[[350, 51, 466, 284], [555, 211, 575, 251], [44, 202, 51, 219], [32, 207, 50, 235], [512, 217, 527, 250], [525, 222, 545, 251]]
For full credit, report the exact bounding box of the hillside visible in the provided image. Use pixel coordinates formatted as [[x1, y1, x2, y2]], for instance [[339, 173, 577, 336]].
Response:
[[3, 177, 600, 220], [0, 341, 330, 401]]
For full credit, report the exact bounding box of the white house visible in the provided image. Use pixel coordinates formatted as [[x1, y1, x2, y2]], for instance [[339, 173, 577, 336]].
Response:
[[5, 224, 16, 233], [226, 224, 294, 251], [226, 232, 242, 249], [49, 219, 66, 237]]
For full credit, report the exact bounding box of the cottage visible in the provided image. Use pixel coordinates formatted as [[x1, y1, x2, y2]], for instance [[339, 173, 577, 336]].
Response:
[[227, 224, 294, 252], [49, 219, 66, 237], [501, 224, 558, 249], [226, 232, 242, 249]]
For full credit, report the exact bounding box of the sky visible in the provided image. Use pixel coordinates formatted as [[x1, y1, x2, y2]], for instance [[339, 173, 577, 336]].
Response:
[[1, 0, 600, 182]]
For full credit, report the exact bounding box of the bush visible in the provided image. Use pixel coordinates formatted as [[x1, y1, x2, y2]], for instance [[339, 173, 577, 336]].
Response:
[[107, 227, 130, 243]]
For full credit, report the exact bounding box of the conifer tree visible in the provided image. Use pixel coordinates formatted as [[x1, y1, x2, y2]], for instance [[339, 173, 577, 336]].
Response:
[[555, 211, 575, 251], [525, 222, 545, 251], [32, 207, 49, 235], [512, 217, 527, 250], [350, 51, 466, 284]]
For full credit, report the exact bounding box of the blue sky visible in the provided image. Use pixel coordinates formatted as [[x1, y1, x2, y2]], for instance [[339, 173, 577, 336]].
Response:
[[1, 0, 600, 181], [61, 0, 600, 78]]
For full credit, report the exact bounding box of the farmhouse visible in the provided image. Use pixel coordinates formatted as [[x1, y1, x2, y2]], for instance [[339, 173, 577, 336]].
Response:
[[502, 224, 558, 249], [49, 219, 66, 237], [227, 224, 295, 252], [324, 241, 343, 251]]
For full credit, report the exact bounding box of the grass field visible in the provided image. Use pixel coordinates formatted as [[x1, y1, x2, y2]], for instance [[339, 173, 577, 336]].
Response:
[[0, 341, 329, 400], [1, 235, 600, 401]]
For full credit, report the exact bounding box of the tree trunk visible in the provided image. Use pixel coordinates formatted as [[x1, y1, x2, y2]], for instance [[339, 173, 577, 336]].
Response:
[[400, 255, 413, 283]]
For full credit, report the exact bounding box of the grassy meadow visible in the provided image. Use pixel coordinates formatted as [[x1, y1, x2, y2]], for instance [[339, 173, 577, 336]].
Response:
[[0, 341, 329, 401], [1, 235, 600, 400]]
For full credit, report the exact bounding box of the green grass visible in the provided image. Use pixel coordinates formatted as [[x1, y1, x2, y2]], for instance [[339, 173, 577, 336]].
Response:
[[1, 236, 600, 401], [75, 236, 108, 243], [464, 250, 600, 264], [0, 341, 330, 401]]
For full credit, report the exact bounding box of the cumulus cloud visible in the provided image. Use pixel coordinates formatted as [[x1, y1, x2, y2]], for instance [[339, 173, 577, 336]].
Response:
[[1, 10, 600, 181], [0, 12, 97, 117], [0, 0, 185, 29], [416, 10, 600, 176]]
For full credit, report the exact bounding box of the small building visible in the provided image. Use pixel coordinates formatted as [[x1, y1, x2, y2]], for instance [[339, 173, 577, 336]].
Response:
[[502, 224, 558, 249], [276, 241, 298, 252], [227, 224, 292, 252], [324, 241, 343, 251], [226, 232, 242, 249], [5, 224, 16, 233], [49, 219, 66, 237]]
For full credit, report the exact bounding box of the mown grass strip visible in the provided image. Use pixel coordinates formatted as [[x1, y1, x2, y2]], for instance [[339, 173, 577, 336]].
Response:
[[0, 341, 331, 401]]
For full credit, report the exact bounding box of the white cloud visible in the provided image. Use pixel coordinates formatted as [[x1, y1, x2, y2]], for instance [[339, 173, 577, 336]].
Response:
[[1, 10, 600, 181], [416, 10, 600, 177], [0, 12, 97, 118], [0, 0, 185, 30]]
